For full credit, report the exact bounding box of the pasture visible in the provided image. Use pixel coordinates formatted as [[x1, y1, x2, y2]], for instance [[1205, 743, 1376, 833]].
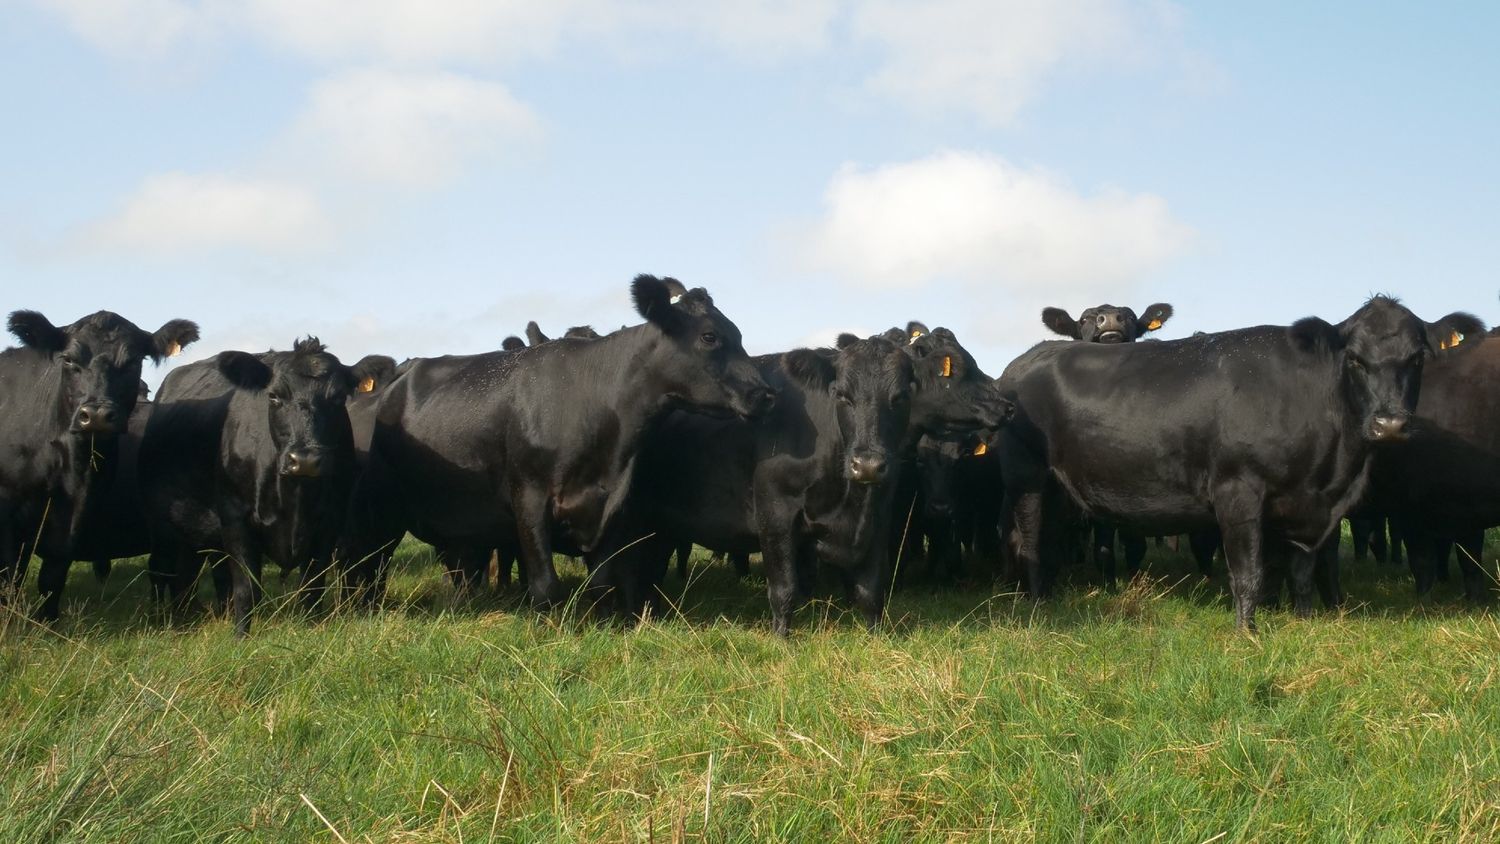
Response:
[[3, 534, 1498, 842]]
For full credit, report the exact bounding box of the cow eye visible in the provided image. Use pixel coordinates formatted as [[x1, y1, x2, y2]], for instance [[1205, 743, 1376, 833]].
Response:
[[1347, 357, 1364, 371], [268, 395, 284, 407], [700, 331, 719, 347], [61, 355, 79, 370]]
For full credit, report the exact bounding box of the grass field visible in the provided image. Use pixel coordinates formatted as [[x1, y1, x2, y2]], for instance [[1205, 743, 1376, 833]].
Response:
[[2, 535, 1499, 842]]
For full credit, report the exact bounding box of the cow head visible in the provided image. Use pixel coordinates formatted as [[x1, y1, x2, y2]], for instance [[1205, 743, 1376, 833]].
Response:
[[632, 274, 775, 420], [217, 338, 397, 478], [785, 336, 913, 485], [7, 309, 198, 436], [1041, 303, 1173, 343], [1291, 297, 1484, 443], [878, 323, 1013, 439], [915, 434, 962, 518]]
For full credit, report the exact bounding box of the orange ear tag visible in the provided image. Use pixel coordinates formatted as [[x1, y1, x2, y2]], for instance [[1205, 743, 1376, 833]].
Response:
[[1146, 319, 1163, 331], [166, 341, 182, 357], [973, 442, 988, 456], [1450, 331, 1463, 348], [942, 356, 952, 378], [357, 377, 375, 393]]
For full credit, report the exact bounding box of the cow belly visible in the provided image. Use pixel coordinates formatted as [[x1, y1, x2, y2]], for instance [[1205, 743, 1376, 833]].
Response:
[[1053, 469, 1216, 534]]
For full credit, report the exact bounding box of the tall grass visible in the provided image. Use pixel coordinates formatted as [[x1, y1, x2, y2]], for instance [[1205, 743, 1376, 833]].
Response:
[[1, 534, 1497, 842]]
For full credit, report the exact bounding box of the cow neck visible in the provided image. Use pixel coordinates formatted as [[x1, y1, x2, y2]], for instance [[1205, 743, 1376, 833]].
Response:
[[584, 325, 685, 465], [1309, 365, 1379, 547]]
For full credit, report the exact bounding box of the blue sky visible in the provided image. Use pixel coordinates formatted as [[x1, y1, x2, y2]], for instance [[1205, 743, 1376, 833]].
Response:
[[4, 2, 1497, 386]]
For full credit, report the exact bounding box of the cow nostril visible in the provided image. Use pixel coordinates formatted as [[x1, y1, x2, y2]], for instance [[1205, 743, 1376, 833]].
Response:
[[1370, 415, 1410, 441]]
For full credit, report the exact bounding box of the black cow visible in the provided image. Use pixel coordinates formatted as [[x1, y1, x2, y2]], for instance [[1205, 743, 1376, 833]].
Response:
[[623, 327, 1011, 633], [1357, 327, 1500, 601], [141, 338, 395, 635], [0, 310, 198, 620], [619, 336, 916, 633], [1041, 302, 1173, 344], [997, 296, 1480, 630], [349, 275, 774, 609], [1040, 301, 1175, 588]]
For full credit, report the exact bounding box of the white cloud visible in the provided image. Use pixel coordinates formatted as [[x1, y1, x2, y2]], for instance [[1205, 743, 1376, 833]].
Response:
[[286, 68, 542, 189], [35, 0, 1186, 124], [851, 0, 1177, 124], [85, 172, 330, 255], [35, 0, 219, 56], [800, 150, 1191, 293]]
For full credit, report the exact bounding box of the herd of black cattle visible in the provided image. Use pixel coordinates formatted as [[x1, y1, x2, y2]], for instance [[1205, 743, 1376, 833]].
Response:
[[1, 275, 1496, 637]]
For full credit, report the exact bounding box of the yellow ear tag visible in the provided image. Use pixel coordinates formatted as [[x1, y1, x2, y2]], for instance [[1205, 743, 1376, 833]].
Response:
[[973, 442, 987, 456], [357, 377, 375, 393], [165, 341, 182, 358], [1146, 319, 1163, 331], [941, 355, 952, 377]]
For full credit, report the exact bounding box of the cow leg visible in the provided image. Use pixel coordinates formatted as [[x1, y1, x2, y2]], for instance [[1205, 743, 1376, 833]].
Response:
[[1387, 518, 1404, 568], [1399, 520, 1436, 595], [1189, 529, 1218, 577], [1273, 543, 1315, 618], [1094, 523, 1118, 591], [852, 555, 885, 632], [1433, 535, 1453, 584], [35, 555, 69, 622], [1314, 541, 1343, 609], [1349, 517, 1372, 562], [512, 489, 564, 608], [1453, 530, 1490, 603], [1369, 517, 1389, 564], [1214, 482, 1266, 631], [1010, 490, 1047, 598], [222, 532, 263, 637], [729, 552, 751, 579], [1121, 530, 1147, 580], [758, 510, 804, 637], [300, 552, 335, 615]]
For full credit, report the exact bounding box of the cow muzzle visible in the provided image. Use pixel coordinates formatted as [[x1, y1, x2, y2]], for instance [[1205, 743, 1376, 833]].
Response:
[[739, 385, 777, 420], [847, 450, 889, 485], [282, 449, 326, 478], [1368, 414, 1411, 443], [73, 402, 121, 435]]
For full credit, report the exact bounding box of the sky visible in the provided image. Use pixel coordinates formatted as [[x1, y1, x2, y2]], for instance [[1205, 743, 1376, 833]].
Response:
[[3, 1, 1498, 387]]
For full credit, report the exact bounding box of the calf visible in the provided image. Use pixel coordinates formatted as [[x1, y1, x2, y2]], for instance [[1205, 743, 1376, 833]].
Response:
[[141, 339, 395, 635], [997, 296, 1479, 630], [350, 275, 774, 608], [0, 310, 198, 620]]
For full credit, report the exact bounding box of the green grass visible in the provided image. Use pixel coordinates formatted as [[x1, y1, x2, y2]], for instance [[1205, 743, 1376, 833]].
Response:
[[2, 535, 1500, 842]]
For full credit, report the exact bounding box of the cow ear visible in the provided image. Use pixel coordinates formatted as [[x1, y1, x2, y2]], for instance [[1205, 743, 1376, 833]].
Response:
[[881, 327, 908, 345], [216, 351, 272, 391], [1137, 303, 1173, 333], [501, 336, 525, 351], [905, 321, 930, 341], [782, 349, 837, 391], [349, 354, 398, 394], [835, 332, 861, 349], [150, 319, 200, 362], [525, 321, 548, 346], [564, 325, 601, 340], [1425, 311, 1485, 352], [632, 274, 688, 335], [1290, 317, 1343, 354], [7, 310, 67, 353], [1041, 308, 1081, 339]]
